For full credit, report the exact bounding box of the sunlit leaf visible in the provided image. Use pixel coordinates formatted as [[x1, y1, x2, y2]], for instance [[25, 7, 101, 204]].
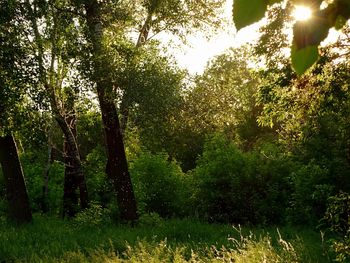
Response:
[[291, 44, 319, 75], [233, 0, 268, 30]]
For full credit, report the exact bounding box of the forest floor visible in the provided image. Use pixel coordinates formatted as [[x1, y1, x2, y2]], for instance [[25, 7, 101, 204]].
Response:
[[0, 215, 330, 262]]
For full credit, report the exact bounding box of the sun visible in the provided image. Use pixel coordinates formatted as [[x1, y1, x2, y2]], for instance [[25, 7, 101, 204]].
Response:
[[293, 5, 312, 21]]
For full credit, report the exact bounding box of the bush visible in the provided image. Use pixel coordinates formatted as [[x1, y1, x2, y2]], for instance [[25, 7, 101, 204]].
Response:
[[322, 192, 350, 262], [192, 134, 291, 224], [138, 212, 164, 227], [287, 161, 334, 225], [130, 151, 187, 217], [21, 152, 64, 215], [83, 145, 114, 206], [73, 202, 111, 227]]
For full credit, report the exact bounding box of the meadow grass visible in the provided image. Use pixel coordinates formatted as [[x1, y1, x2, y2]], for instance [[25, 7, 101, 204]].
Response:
[[0, 215, 329, 262]]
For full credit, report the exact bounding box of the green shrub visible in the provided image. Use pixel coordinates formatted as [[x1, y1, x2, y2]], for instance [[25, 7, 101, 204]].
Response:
[[130, 151, 187, 217], [83, 145, 114, 205], [21, 152, 64, 215], [73, 202, 111, 227], [322, 192, 350, 262], [138, 212, 164, 227], [288, 161, 334, 225], [192, 134, 291, 224]]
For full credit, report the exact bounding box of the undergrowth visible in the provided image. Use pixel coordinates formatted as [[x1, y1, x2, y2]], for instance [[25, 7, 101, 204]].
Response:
[[0, 215, 328, 262]]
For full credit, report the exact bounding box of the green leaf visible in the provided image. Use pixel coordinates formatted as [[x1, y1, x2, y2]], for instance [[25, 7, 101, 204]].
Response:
[[293, 16, 329, 49], [291, 44, 319, 75], [334, 15, 347, 30], [233, 0, 268, 30], [268, 0, 282, 4]]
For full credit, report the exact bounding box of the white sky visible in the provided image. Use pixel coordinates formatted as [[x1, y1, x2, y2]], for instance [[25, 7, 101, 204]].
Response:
[[159, 0, 262, 75]]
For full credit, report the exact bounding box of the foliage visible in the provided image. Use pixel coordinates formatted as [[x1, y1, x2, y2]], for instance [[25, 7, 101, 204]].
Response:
[[257, 54, 350, 225], [77, 110, 105, 160], [138, 212, 164, 227], [183, 46, 262, 141], [233, 0, 350, 74], [288, 161, 334, 225], [21, 153, 64, 215], [118, 43, 185, 151], [73, 202, 111, 228], [0, 0, 34, 134], [322, 192, 350, 262], [83, 145, 111, 204], [130, 151, 188, 217], [133, 0, 225, 43], [192, 134, 291, 224], [169, 46, 271, 170]]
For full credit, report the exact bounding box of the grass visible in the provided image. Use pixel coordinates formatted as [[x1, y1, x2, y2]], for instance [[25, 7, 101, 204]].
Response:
[[0, 214, 330, 262]]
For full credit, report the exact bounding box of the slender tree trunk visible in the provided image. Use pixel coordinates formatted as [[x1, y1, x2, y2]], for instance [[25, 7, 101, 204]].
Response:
[[61, 113, 89, 217], [41, 143, 52, 214], [0, 134, 32, 223], [84, 0, 138, 222]]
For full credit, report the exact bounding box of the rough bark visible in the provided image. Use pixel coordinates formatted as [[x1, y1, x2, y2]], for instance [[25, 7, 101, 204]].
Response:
[[0, 134, 32, 223], [84, 0, 138, 222]]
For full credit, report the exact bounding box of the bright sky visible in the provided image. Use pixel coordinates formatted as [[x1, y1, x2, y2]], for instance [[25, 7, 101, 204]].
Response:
[[161, 0, 262, 75], [162, 1, 342, 75]]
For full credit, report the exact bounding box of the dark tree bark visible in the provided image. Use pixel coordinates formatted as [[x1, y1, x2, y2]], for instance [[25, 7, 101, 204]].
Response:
[[0, 134, 32, 223], [84, 0, 138, 222]]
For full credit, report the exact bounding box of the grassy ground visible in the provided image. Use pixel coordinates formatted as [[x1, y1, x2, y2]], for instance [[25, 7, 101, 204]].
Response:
[[0, 214, 330, 262]]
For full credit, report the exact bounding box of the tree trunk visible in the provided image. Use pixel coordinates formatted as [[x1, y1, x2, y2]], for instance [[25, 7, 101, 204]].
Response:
[[0, 134, 32, 223], [84, 0, 138, 222], [61, 113, 89, 217], [41, 143, 52, 214]]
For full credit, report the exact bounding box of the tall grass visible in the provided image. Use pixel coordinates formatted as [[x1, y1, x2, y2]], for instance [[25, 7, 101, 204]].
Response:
[[0, 215, 328, 262]]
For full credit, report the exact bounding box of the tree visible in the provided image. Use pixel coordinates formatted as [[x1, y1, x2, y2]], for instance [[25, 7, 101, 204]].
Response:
[[168, 46, 270, 169], [80, 0, 138, 222], [117, 43, 185, 152], [0, 136, 32, 223], [76, 0, 225, 222], [233, 0, 350, 74], [21, 0, 89, 217], [0, 0, 32, 223], [117, 0, 225, 133]]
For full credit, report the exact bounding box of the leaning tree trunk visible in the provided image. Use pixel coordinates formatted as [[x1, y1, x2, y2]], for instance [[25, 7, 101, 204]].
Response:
[[84, 0, 138, 222], [0, 134, 32, 223]]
